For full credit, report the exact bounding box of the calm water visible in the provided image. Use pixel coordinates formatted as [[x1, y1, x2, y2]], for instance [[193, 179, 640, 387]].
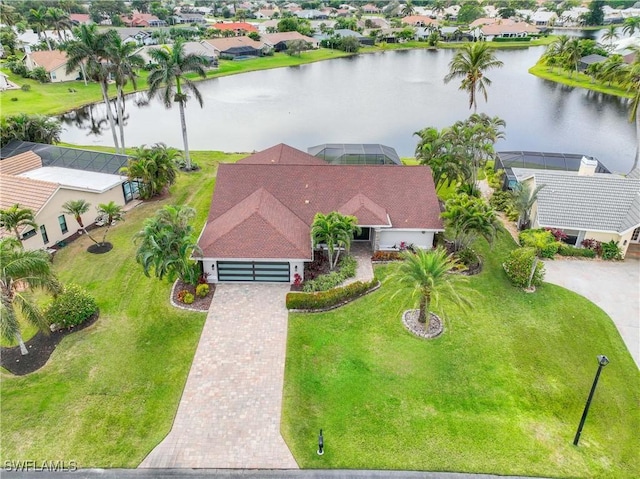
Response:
[[59, 46, 636, 173]]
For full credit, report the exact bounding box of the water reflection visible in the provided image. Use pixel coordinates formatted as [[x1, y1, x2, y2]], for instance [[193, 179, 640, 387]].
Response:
[[59, 47, 636, 173]]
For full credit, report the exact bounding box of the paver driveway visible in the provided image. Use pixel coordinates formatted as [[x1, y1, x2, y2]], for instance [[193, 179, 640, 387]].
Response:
[[543, 258, 639, 368], [139, 284, 297, 469]]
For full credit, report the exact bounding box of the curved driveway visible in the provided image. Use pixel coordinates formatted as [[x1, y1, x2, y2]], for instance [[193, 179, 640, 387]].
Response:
[[543, 259, 639, 368]]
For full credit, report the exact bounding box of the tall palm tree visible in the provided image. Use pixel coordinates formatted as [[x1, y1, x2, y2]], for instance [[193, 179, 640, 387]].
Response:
[[444, 42, 504, 112], [310, 212, 359, 270], [564, 38, 583, 78], [1, 3, 18, 26], [621, 50, 640, 172], [386, 247, 469, 327], [542, 34, 570, 72], [623, 17, 640, 37], [147, 38, 209, 171], [0, 237, 62, 355], [601, 24, 619, 50], [402, 1, 415, 17], [414, 126, 468, 188], [29, 7, 52, 50], [105, 36, 144, 152], [0, 205, 38, 242], [598, 54, 626, 86], [61, 199, 99, 245], [66, 25, 120, 151], [96, 201, 124, 245], [46, 7, 72, 42]]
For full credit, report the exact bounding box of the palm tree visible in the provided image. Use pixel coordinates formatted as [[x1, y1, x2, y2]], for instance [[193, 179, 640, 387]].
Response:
[[385, 247, 469, 327], [601, 24, 619, 50], [1, 113, 62, 145], [61, 199, 99, 245], [0, 237, 62, 355], [542, 34, 570, 72], [564, 38, 583, 78], [441, 193, 501, 252], [66, 25, 120, 151], [96, 201, 124, 245], [444, 42, 504, 112], [623, 17, 640, 37], [511, 182, 545, 230], [310, 212, 359, 270], [621, 51, 640, 172], [402, 1, 415, 17], [414, 126, 468, 188], [105, 36, 144, 152], [0, 205, 38, 242], [121, 144, 180, 199], [147, 38, 209, 171], [29, 7, 52, 50], [135, 205, 202, 285], [46, 7, 72, 42]]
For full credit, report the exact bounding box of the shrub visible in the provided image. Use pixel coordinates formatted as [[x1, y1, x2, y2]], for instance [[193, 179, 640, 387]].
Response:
[[581, 238, 603, 256], [490, 190, 512, 211], [558, 243, 597, 258], [372, 250, 404, 262], [20, 84, 31, 92], [287, 279, 377, 310], [456, 247, 480, 267], [519, 229, 559, 258], [601, 240, 622, 260], [10, 97, 18, 101], [183, 292, 195, 304], [45, 283, 98, 329], [195, 283, 209, 298], [503, 247, 545, 288], [302, 255, 357, 292], [546, 228, 568, 242], [28, 66, 50, 83], [176, 289, 189, 302]]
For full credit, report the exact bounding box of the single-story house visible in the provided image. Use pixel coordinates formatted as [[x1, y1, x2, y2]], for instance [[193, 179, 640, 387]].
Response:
[[197, 144, 443, 283], [531, 10, 557, 27], [513, 159, 640, 258], [117, 28, 157, 46], [202, 36, 269, 59], [579, 54, 608, 71], [69, 13, 92, 25], [211, 22, 258, 35], [173, 13, 207, 24], [262, 32, 318, 52], [472, 22, 539, 41], [121, 13, 166, 28], [0, 147, 135, 251], [308, 144, 402, 165], [331, 29, 375, 46], [136, 42, 218, 67], [362, 4, 381, 14], [294, 9, 329, 20], [402, 15, 439, 28], [24, 50, 81, 83], [255, 9, 279, 19]]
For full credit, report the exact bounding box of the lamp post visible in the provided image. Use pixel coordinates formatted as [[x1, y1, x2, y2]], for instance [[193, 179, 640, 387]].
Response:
[[317, 429, 324, 456], [573, 355, 609, 446]]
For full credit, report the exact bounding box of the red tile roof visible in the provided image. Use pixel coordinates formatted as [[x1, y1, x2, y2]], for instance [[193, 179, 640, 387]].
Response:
[[28, 50, 68, 72], [199, 146, 443, 259], [212, 22, 258, 33], [0, 152, 42, 175], [238, 144, 327, 165]]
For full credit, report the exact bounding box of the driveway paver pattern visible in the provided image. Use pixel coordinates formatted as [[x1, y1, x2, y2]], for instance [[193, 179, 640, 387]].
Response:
[[139, 283, 297, 469], [543, 258, 640, 368]]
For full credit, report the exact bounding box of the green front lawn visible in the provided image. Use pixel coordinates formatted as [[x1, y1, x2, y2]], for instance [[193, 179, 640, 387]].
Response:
[[282, 231, 640, 478], [0, 149, 245, 467]]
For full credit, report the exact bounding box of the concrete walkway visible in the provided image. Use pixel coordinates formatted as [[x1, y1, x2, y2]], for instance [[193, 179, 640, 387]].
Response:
[[344, 243, 375, 285], [543, 258, 640, 368], [139, 284, 297, 469]]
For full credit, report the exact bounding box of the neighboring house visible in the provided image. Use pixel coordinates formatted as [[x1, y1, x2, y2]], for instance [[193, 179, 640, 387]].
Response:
[[531, 10, 557, 27], [117, 28, 157, 46], [0, 72, 9, 91], [211, 22, 258, 35], [173, 13, 207, 24], [495, 151, 610, 190], [362, 4, 381, 14], [308, 144, 402, 165], [332, 29, 375, 45], [579, 54, 607, 72], [295, 9, 329, 20], [0, 147, 135, 251], [121, 13, 166, 28], [24, 50, 80, 83], [69, 13, 92, 25], [197, 144, 443, 283], [136, 42, 218, 67], [255, 9, 278, 19], [262, 32, 318, 51], [472, 21, 539, 41], [203, 36, 269, 58], [402, 15, 438, 28], [512, 159, 640, 258]]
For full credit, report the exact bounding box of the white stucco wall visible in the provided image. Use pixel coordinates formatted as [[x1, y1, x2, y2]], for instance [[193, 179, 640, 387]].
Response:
[[376, 229, 436, 250]]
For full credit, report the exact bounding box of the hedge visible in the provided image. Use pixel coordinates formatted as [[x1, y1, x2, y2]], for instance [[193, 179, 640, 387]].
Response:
[[302, 255, 357, 292], [287, 279, 378, 311], [558, 244, 597, 258], [503, 247, 545, 288], [492, 36, 532, 42]]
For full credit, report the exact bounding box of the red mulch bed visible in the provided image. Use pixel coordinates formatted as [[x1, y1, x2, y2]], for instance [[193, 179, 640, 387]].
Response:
[[172, 280, 215, 311], [0, 313, 99, 376]]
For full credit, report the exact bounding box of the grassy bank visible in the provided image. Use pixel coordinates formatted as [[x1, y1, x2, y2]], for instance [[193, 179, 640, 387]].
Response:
[[0, 149, 245, 467], [529, 63, 634, 99], [282, 230, 640, 477]]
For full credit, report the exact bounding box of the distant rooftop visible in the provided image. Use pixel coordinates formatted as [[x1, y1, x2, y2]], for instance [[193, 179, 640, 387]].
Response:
[[0, 141, 129, 176], [496, 151, 610, 173], [308, 143, 401, 165]]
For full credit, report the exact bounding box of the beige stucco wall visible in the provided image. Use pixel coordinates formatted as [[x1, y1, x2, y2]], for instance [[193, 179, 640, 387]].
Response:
[[584, 230, 634, 258], [21, 185, 125, 251], [49, 64, 80, 83]]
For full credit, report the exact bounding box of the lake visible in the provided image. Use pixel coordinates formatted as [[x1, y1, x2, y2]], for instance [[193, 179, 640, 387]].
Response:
[[59, 46, 637, 174]]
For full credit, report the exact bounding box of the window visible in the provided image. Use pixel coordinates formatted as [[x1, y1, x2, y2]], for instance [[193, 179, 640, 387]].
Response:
[[58, 215, 68, 234], [21, 229, 37, 240], [51, 72, 56, 80], [40, 225, 49, 244]]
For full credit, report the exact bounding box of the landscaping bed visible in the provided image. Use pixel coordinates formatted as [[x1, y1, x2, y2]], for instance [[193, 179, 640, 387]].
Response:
[[171, 279, 215, 312]]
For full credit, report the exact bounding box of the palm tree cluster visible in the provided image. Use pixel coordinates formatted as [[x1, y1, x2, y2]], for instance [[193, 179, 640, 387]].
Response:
[[311, 212, 360, 271], [135, 205, 202, 285], [27, 6, 73, 50], [415, 113, 506, 191], [0, 113, 62, 147], [120, 143, 180, 199], [441, 193, 501, 252], [62, 199, 124, 246]]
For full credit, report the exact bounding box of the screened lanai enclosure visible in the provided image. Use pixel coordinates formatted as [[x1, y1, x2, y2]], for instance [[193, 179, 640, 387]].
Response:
[[308, 143, 402, 165]]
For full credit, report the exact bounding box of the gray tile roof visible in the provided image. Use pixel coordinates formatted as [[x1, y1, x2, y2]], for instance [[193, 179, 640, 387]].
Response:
[[532, 171, 640, 233]]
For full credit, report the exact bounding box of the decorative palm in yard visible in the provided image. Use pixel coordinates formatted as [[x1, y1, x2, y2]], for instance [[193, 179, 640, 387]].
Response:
[[62, 199, 99, 245], [147, 38, 209, 171], [444, 42, 504, 112], [441, 194, 501, 252], [0, 204, 37, 242], [311, 212, 360, 271], [96, 201, 124, 246], [386, 247, 469, 328], [0, 238, 62, 355], [511, 182, 545, 231]]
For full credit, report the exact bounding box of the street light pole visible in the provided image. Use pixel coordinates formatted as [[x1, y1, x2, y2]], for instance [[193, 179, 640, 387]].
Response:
[[573, 355, 609, 446]]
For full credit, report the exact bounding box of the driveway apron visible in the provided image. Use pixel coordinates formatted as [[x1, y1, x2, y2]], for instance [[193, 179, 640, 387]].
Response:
[[543, 259, 640, 368], [139, 283, 298, 469]]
